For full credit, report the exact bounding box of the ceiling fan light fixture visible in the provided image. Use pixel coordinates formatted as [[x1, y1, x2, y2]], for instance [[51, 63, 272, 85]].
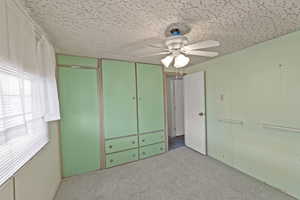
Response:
[[161, 55, 174, 67], [174, 54, 190, 68]]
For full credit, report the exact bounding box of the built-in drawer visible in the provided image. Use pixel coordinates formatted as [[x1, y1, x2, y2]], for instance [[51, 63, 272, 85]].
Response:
[[106, 148, 138, 168], [105, 136, 138, 153], [56, 54, 98, 68], [139, 131, 165, 147], [140, 142, 165, 159]]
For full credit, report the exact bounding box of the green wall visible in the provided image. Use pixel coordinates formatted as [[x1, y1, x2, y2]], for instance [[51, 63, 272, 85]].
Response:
[[186, 31, 300, 199]]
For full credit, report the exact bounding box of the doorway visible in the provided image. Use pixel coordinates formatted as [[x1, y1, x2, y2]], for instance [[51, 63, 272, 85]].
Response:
[[166, 71, 207, 154], [167, 73, 185, 150]]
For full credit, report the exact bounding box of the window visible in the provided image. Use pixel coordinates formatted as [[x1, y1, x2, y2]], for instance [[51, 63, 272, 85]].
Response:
[[0, 65, 48, 185]]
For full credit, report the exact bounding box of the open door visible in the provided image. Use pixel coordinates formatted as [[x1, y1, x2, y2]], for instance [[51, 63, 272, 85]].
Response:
[[184, 71, 207, 155]]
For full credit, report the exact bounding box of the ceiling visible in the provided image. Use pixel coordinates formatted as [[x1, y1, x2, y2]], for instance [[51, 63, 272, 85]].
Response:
[[21, 0, 300, 66]]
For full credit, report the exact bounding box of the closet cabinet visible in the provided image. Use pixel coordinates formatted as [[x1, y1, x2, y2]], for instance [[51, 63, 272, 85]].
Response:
[[102, 60, 165, 168], [57, 55, 166, 175]]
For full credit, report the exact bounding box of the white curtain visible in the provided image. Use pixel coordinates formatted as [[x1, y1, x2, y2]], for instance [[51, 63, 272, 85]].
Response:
[[37, 37, 60, 122], [0, 0, 9, 64], [0, 0, 60, 186]]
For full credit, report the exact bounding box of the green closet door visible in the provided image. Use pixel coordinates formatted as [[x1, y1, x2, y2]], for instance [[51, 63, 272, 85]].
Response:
[[57, 54, 98, 68], [58, 67, 100, 177], [102, 60, 138, 139], [136, 63, 164, 133]]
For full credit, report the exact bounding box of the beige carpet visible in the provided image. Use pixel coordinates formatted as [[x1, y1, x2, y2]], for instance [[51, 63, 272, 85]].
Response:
[[55, 147, 295, 200]]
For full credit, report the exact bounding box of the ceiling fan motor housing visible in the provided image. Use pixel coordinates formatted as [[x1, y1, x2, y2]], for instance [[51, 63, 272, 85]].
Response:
[[165, 22, 191, 37], [164, 22, 191, 52], [165, 36, 188, 51]]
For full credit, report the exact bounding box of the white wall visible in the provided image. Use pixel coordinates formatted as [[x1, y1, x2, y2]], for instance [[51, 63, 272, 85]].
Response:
[[174, 80, 185, 136], [0, 121, 61, 200], [167, 78, 185, 138], [167, 78, 176, 138]]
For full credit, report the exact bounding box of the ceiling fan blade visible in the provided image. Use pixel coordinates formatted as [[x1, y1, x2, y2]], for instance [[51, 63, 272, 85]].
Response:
[[146, 44, 168, 50], [119, 37, 166, 52], [185, 50, 219, 57], [138, 51, 170, 57], [183, 40, 220, 51]]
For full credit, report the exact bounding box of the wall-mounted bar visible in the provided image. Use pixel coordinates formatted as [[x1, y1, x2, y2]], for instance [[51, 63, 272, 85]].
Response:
[[218, 119, 244, 125], [261, 123, 300, 133]]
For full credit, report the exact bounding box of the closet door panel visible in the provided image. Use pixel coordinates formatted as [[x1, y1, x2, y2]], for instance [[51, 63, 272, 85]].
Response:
[[57, 54, 98, 68], [58, 67, 100, 177], [136, 63, 164, 133], [102, 60, 138, 139]]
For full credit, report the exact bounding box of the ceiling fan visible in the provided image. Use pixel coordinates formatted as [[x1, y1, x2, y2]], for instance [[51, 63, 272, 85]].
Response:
[[141, 23, 221, 68]]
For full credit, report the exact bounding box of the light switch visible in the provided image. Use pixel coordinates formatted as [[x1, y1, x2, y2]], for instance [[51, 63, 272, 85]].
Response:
[[220, 94, 224, 101]]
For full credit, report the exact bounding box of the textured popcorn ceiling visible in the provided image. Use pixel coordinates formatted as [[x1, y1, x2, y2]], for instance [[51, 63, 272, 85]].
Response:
[[21, 0, 300, 66]]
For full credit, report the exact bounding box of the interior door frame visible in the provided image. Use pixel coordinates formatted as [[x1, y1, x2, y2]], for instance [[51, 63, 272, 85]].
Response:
[[98, 58, 106, 169], [204, 71, 208, 155], [164, 72, 186, 150]]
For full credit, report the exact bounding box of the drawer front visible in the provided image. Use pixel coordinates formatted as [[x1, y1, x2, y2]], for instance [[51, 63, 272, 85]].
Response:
[[105, 136, 138, 153], [140, 143, 165, 159], [106, 149, 138, 168], [57, 54, 98, 68], [139, 131, 165, 147]]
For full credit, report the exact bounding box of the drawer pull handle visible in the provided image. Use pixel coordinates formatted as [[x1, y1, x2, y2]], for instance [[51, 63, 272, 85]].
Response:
[[142, 152, 146, 155], [132, 154, 136, 157], [142, 139, 145, 142], [109, 145, 112, 149], [160, 148, 163, 151], [110, 159, 114, 163], [132, 141, 136, 144]]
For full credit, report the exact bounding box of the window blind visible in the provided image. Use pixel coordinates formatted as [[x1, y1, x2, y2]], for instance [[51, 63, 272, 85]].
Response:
[[0, 66, 49, 185], [0, 0, 60, 186]]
